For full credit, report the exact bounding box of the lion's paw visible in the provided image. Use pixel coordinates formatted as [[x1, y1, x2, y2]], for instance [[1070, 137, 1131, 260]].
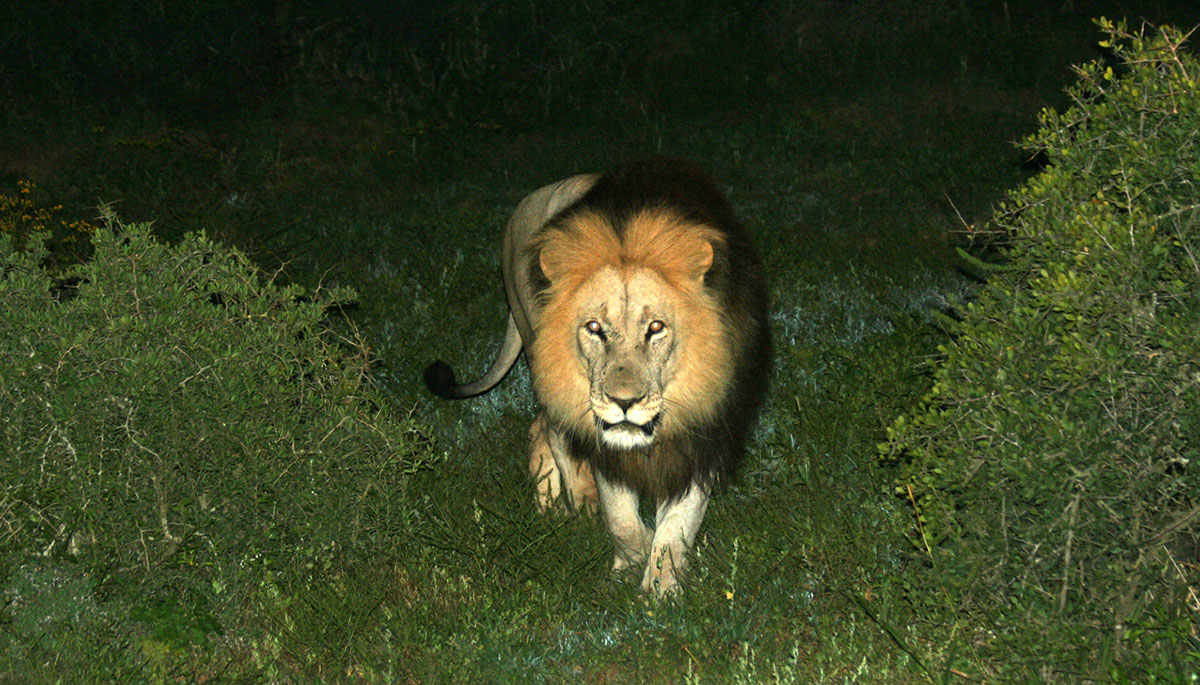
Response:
[[610, 550, 645, 575], [640, 564, 680, 597]]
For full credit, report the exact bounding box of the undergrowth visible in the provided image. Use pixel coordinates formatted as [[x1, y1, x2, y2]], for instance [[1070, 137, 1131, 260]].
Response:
[[0, 217, 439, 679], [885, 21, 1200, 680]]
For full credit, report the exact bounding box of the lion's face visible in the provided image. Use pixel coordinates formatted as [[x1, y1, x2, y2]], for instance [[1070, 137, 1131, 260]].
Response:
[[530, 210, 734, 447], [573, 266, 676, 449]]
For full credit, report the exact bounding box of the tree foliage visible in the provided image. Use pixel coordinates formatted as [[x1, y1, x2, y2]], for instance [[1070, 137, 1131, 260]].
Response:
[[884, 21, 1200, 678]]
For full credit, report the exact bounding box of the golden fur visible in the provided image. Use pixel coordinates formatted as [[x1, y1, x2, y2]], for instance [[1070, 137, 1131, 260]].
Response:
[[530, 208, 733, 445]]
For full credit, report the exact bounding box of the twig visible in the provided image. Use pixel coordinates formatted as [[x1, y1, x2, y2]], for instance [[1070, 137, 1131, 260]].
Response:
[[906, 483, 934, 561], [1058, 491, 1081, 613]]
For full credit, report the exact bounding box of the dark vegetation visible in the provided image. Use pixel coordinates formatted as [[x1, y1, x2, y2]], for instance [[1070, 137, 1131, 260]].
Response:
[[884, 21, 1200, 677], [1, 1, 1197, 680]]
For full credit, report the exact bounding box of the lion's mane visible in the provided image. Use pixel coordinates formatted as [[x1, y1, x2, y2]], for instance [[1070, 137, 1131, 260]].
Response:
[[526, 157, 771, 502]]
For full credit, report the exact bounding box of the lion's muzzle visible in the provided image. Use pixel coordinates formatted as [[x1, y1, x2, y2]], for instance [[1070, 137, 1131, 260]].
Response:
[[597, 418, 658, 449], [595, 394, 661, 450]]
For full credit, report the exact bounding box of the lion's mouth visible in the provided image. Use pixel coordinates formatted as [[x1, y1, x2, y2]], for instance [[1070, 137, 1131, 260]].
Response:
[[599, 419, 655, 435], [597, 416, 659, 449]]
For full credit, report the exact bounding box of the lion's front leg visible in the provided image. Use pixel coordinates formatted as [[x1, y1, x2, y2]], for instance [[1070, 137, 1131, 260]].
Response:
[[528, 414, 560, 512], [529, 414, 598, 514], [595, 471, 651, 573], [641, 480, 711, 596]]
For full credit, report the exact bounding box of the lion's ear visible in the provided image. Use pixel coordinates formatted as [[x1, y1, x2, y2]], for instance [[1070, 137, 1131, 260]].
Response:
[[538, 213, 615, 284], [539, 245, 563, 283], [696, 240, 714, 274], [688, 240, 714, 283]]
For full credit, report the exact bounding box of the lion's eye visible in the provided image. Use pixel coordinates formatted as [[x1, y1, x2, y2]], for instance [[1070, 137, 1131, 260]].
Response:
[[646, 320, 666, 338], [584, 320, 605, 338]]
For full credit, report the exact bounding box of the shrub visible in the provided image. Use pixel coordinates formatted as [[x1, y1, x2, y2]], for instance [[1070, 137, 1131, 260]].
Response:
[[0, 180, 96, 267], [0, 215, 439, 675], [883, 21, 1200, 679]]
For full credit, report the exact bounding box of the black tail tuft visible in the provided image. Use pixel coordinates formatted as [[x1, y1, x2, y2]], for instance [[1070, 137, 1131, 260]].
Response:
[[423, 360, 460, 399]]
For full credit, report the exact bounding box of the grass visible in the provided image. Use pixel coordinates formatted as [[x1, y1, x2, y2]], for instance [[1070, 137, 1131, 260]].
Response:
[[3, 3, 1196, 681]]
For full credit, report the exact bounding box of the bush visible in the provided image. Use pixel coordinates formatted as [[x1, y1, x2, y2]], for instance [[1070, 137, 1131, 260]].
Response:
[[883, 22, 1200, 679], [0, 180, 96, 268], [0, 216, 439, 676]]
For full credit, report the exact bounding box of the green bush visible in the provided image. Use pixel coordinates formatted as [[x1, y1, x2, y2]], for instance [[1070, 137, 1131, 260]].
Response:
[[0, 216, 439, 676], [883, 22, 1200, 678], [0, 180, 97, 269]]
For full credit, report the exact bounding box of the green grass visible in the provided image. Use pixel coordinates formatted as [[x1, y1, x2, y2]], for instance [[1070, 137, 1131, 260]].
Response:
[[4, 3, 1197, 681], [238, 97, 999, 679]]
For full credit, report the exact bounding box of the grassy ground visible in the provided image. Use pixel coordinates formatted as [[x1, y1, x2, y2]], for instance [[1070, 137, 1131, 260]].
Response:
[[3, 3, 1195, 681]]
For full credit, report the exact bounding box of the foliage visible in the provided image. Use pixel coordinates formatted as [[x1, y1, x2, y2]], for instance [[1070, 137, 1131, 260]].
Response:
[[0, 217, 439, 677], [883, 21, 1200, 678], [0, 180, 96, 266]]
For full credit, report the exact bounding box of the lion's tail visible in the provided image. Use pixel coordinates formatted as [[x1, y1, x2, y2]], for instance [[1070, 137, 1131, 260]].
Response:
[[423, 314, 524, 399]]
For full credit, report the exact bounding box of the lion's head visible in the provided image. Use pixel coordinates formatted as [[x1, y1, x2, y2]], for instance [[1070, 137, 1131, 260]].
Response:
[[529, 208, 734, 451]]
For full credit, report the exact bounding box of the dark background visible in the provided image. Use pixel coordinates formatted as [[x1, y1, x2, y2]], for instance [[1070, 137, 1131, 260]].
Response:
[[5, 1, 1196, 130]]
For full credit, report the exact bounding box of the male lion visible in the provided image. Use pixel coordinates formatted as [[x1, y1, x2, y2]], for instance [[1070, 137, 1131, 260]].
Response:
[[425, 157, 770, 595]]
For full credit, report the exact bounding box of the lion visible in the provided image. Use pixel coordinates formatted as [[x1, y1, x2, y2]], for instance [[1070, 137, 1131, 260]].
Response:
[[425, 157, 770, 595]]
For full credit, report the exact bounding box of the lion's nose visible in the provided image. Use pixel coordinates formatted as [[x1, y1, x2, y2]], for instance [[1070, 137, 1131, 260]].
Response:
[[608, 394, 644, 413]]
